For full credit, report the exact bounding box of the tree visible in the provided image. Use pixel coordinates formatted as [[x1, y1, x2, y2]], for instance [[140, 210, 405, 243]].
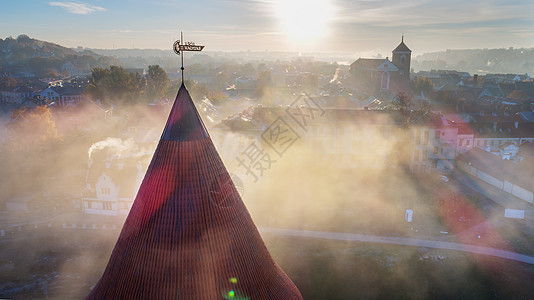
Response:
[[239, 63, 255, 77], [42, 68, 59, 78], [182, 79, 228, 105], [60, 70, 71, 77], [1, 105, 62, 199], [16, 34, 32, 43], [435, 91, 458, 109], [254, 70, 273, 98], [0, 77, 20, 89], [146, 65, 169, 101], [393, 92, 413, 115], [7, 105, 60, 150], [86, 66, 146, 104], [412, 77, 434, 95], [206, 89, 228, 106]]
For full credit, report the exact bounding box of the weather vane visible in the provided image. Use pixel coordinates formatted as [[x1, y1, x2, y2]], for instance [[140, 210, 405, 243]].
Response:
[[173, 32, 205, 82]]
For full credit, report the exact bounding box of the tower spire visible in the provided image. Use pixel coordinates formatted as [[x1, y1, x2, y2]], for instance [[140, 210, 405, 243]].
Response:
[[86, 38, 302, 300]]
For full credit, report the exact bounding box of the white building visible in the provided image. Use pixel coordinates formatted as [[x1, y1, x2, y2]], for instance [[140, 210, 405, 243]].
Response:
[[39, 86, 84, 106], [82, 154, 151, 215]]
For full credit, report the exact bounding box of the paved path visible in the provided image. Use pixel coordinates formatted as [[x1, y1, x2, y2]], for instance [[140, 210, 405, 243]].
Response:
[[259, 227, 534, 265]]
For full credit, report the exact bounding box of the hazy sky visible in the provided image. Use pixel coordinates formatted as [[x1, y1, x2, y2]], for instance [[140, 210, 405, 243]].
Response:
[[1, 0, 533, 56]]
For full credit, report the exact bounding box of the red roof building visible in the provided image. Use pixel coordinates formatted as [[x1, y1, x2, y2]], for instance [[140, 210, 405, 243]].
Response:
[[87, 83, 302, 299]]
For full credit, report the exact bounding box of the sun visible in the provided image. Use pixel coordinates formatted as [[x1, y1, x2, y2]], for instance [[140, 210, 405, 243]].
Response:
[[275, 0, 335, 40]]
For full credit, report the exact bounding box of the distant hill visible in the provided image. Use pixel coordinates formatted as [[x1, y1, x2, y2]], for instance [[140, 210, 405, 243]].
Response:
[[2, 35, 533, 76], [0, 34, 78, 59], [0, 35, 118, 77], [412, 48, 534, 75]]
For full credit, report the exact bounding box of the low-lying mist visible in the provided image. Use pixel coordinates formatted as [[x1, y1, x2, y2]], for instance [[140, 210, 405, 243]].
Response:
[[1, 100, 534, 298]]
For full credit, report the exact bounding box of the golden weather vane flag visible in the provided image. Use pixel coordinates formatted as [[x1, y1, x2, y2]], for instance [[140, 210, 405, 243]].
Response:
[[174, 32, 205, 82]]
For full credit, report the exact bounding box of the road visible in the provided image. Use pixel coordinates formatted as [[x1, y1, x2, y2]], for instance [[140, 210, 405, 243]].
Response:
[[259, 227, 534, 265]]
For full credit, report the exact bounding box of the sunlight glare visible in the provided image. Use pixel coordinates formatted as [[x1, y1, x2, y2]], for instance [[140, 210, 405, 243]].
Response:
[[276, 0, 334, 40]]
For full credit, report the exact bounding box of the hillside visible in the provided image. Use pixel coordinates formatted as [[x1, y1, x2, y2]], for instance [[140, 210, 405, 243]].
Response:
[[413, 48, 534, 74], [0, 35, 78, 60], [0, 35, 118, 77]]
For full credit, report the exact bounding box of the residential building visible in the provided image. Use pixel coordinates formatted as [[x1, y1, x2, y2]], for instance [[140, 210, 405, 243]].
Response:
[[82, 153, 151, 216], [457, 148, 534, 205], [38, 85, 84, 106]]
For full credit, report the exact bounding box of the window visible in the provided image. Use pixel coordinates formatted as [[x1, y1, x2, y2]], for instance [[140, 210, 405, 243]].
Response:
[[415, 130, 420, 145], [422, 150, 428, 160], [466, 140, 471, 147], [423, 131, 429, 145], [434, 147, 438, 154], [401, 55, 406, 65], [103, 202, 112, 210], [435, 131, 440, 139]]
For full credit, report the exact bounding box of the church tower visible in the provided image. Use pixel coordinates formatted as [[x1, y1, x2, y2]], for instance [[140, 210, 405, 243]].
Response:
[[392, 35, 412, 80]]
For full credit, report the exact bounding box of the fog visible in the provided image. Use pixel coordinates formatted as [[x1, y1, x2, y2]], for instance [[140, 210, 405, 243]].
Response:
[[1, 94, 534, 298]]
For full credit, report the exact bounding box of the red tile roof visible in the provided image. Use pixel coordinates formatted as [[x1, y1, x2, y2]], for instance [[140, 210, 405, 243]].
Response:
[[350, 58, 387, 71]]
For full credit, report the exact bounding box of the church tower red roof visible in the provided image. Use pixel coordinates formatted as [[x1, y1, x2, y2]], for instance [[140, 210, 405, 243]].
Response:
[[87, 83, 302, 299]]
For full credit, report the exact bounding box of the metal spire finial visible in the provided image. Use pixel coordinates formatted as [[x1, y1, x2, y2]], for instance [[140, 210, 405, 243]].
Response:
[[173, 32, 205, 84]]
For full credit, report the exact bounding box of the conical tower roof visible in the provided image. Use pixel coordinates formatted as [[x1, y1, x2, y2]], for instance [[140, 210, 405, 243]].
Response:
[[87, 83, 302, 299]]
